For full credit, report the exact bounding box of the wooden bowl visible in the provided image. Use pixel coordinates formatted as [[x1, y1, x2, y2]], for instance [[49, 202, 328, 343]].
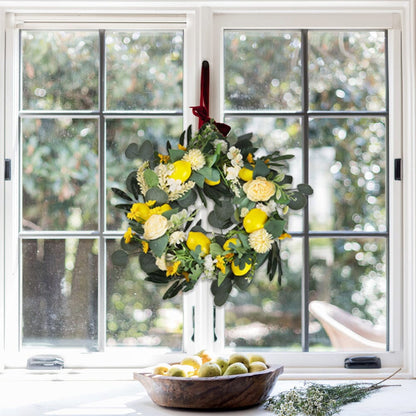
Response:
[[134, 364, 283, 410]]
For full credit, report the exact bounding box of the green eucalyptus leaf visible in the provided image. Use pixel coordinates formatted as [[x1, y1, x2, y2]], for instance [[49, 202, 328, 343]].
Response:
[[190, 171, 205, 188], [111, 250, 129, 267], [145, 273, 170, 284], [253, 160, 270, 178], [212, 277, 233, 306], [125, 143, 141, 159], [288, 191, 307, 210], [198, 167, 220, 182], [148, 234, 168, 258], [298, 183, 314, 195], [177, 188, 197, 208], [139, 253, 159, 273], [143, 169, 159, 188], [209, 242, 223, 257], [139, 140, 154, 160], [169, 148, 185, 162], [234, 275, 251, 291], [145, 187, 169, 205], [265, 218, 285, 239], [120, 237, 141, 252]]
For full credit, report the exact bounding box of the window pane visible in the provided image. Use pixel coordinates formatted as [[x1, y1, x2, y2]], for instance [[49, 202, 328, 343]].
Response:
[[22, 118, 99, 231], [106, 240, 183, 350], [22, 238, 98, 349], [106, 118, 182, 231], [309, 31, 386, 111], [106, 31, 183, 111], [21, 31, 99, 111], [225, 116, 303, 232], [224, 30, 302, 111], [225, 238, 302, 350], [309, 118, 386, 232], [309, 237, 386, 351]]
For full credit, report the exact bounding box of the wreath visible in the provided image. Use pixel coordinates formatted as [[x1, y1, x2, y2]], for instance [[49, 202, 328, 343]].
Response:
[[111, 120, 312, 306]]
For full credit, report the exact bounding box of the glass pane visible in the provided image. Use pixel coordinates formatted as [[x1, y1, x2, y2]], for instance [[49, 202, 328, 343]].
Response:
[[21, 31, 99, 111], [106, 117, 183, 231], [309, 31, 386, 111], [225, 238, 302, 350], [224, 30, 302, 111], [22, 238, 98, 349], [22, 118, 99, 231], [106, 240, 183, 350], [309, 238, 387, 351], [106, 31, 183, 111], [309, 118, 386, 232], [225, 116, 303, 232]]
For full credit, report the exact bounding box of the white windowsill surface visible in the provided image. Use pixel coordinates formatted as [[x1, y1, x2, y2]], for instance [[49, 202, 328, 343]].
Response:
[[0, 370, 415, 416]]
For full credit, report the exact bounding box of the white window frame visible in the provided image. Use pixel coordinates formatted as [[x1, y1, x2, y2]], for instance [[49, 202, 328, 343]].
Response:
[[0, 1, 415, 379]]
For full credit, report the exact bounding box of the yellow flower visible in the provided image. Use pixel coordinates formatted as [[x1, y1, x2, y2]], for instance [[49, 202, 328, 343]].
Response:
[[124, 227, 133, 244], [279, 232, 292, 240], [127, 203, 151, 223], [150, 203, 171, 216], [243, 177, 276, 202], [215, 255, 226, 273], [146, 200, 156, 207], [178, 144, 187, 151], [142, 240, 149, 254], [247, 153, 254, 164], [166, 260, 181, 277], [143, 214, 169, 240], [248, 228, 273, 253], [158, 153, 170, 163]]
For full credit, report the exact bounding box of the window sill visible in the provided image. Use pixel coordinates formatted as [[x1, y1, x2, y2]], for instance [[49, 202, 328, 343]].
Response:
[[0, 371, 414, 416]]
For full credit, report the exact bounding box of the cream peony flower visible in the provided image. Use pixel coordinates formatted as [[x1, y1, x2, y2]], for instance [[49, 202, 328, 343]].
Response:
[[183, 149, 206, 171], [169, 231, 186, 245], [143, 214, 169, 240], [243, 177, 276, 202], [248, 228, 273, 253]]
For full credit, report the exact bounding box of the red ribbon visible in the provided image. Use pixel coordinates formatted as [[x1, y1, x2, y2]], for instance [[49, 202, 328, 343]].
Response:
[[191, 60, 231, 137]]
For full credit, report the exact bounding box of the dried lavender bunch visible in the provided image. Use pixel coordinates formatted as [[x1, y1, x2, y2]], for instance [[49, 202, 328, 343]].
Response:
[[264, 369, 401, 416]]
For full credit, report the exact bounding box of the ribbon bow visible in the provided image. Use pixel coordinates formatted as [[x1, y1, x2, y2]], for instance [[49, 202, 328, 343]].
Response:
[[191, 60, 231, 137]]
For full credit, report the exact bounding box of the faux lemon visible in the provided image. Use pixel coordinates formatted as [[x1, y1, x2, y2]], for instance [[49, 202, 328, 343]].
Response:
[[223, 238, 238, 251], [186, 231, 211, 256], [169, 160, 192, 182], [238, 167, 254, 182], [243, 208, 268, 233], [231, 260, 252, 276], [204, 178, 220, 186]]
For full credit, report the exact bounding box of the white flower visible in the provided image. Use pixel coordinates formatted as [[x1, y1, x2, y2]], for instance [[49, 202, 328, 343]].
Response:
[[183, 149, 206, 171], [248, 228, 273, 253], [143, 214, 169, 240], [213, 139, 228, 153], [227, 146, 243, 167], [203, 254, 216, 278], [167, 177, 183, 193], [225, 165, 241, 180], [169, 231, 186, 245]]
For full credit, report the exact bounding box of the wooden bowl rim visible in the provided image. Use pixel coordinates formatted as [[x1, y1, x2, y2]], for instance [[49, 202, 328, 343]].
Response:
[[134, 363, 283, 382]]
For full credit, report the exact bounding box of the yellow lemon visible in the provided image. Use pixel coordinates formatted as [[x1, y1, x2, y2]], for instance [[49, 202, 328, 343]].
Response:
[[186, 231, 211, 256], [204, 178, 220, 186], [169, 160, 192, 182], [223, 238, 238, 251], [231, 260, 252, 276], [243, 208, 268, 233], [239, 167, 254, 182]]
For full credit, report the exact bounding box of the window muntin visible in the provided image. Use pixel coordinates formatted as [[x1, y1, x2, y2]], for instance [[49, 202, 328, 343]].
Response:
[[19, 29, 184, 349], [223, 29, 388, 352]]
